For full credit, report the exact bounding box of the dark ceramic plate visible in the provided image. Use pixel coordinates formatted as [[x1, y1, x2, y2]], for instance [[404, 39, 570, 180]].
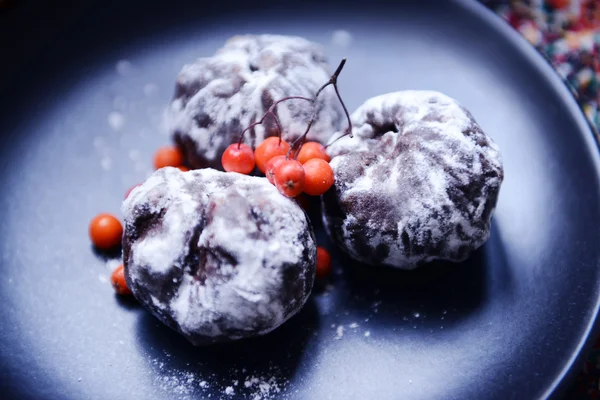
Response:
[[1, 0, 600, 399]]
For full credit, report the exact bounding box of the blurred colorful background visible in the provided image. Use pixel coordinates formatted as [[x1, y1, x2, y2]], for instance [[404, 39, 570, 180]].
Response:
[[484, 0, 599, 135]]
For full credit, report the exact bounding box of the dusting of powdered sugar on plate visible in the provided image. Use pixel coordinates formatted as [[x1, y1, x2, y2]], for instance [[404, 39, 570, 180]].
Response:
[[149, 356, 290, 400]]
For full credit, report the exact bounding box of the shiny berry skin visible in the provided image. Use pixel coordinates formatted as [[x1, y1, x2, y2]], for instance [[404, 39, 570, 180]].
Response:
[[297, 142, 330, 164], [221, 143, 255, 174], [273, 159, 305, 198], [110, 264, 132, 296], [302, 158, 335, 196], [177, 166, 190, 172], [153, 146, 183, 169], [254, 137, 290, 173], [89, 213, 123, 250], [265, 155, 287, 184], [316, 247, 332, 278]]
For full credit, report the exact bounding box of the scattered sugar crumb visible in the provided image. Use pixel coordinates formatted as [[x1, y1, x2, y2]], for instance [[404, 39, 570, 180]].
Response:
[[116, 60, 133, 76], [331, 30, 353, 47], [98, 274, 108, 284], [349, 322, 359, 329], [364, 331, 371, 337], [413, 312, 420, 318], [107, 111, 125, 131], [335, 325, 344, 340], [105, 259, 121, 270], [242, 376, 284, 399], [245, 376, 260, 388], [146, 355, 288, 399], [330, 323, 336, 328], [101, 156, 113, 171], [409, 379, 413, 384], [144, 83, 159, 96]]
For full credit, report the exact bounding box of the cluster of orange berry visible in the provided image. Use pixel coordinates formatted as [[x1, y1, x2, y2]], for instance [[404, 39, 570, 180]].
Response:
[[221, 137, 334, 198], [221, 58, 351, 199], [89, 144, 334, 297]]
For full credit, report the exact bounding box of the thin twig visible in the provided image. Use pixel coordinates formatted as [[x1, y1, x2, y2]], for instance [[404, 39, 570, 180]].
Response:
[[237, 58, 352, 157], [288, 58, 352, 158], [334, 84, 352, 138], [237, 96, 312, 147]]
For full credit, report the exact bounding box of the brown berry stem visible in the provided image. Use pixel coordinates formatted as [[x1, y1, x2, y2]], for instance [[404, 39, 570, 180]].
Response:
[[237, 58, 352, 156], [288, 58, 352, 158], [237, 96, 312, 148]]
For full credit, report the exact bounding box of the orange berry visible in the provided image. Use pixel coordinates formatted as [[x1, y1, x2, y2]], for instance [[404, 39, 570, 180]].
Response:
[[303, 158, 335, 196], [177, 166, 190, 172], [297, 142, 330, 164], [125, 184, 141, 199], [110, 264, 132, 295], [316, 247, 332, 278], [89, 213, 123, 250], [265, 155, 286, 184], [221, 143, 255, 174], [273, 159, 305, 198], [153, 146, 183, 169], [254, 137, 290, 173]]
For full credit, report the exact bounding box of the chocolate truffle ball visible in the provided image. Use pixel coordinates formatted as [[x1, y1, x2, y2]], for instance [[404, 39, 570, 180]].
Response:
[[169, 34, 344, 169], [322, 91, 504, 269], [122, 167, 316, 344]]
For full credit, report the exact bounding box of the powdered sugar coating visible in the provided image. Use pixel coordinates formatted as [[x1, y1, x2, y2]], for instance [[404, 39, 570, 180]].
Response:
[[122, 168, 316, 344], [169, 34, 344, 169], [323, 91, 504, 269]]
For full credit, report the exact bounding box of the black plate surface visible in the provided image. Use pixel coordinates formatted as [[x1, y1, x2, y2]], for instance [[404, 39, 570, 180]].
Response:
[[1, 0, 600, 399]]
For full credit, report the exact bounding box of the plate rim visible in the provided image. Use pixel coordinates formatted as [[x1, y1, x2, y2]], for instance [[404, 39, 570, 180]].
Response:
[[460, 0, 600, 398], [1, 0, 600, 398]]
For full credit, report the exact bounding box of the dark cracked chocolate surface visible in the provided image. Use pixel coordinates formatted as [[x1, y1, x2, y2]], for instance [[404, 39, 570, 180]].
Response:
[[169, 34, 344, 170], [323, 91, 504, 269], [122, 167, 316, 345]]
